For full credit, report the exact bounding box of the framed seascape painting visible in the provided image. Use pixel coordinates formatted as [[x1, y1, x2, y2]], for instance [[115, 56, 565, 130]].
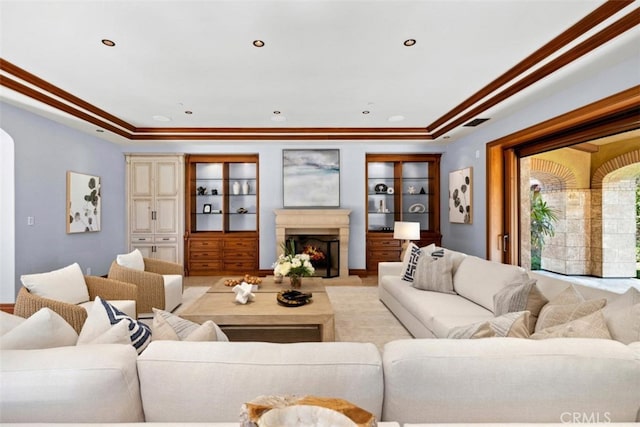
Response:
[[67, 171, 101, 233], [449, 167, 472, 224], [283, 149, 340, 208]]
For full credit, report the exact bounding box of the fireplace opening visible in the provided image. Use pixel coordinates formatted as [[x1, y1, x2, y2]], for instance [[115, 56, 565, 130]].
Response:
[[287, 235, 339, 278]]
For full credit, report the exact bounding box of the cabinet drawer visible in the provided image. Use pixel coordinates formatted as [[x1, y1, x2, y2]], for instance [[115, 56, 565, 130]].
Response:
[[190, 251, 220, 260], [223, 239, 257, 250], [367, 238, 401, 249], [189, 260, 222, 270], [154, 236, 177, 243], [190, 240, 222, 250], [368, 250, 401, 261], [224, 250, 256, 259], [131, 236, 153, 243], [223, 260, 257, 270]]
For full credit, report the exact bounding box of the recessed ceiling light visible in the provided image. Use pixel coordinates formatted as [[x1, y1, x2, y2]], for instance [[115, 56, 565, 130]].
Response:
[[184, 111, 193, 115], [101, 39, 116, 47], [403, 39, 416, 47], [152, 115, 172, 122], [253, 40, 265, 47], [96, 129, 104, 133], [443, 135, 451, 139], [273, 110, 281, 115], [362, 110, 370, 115], [388, 115, 405, 122]]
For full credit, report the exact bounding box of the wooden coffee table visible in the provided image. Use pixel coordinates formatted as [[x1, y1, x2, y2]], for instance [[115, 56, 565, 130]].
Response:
[[208, 275, 329, 293], [179, 288, 335, 343]]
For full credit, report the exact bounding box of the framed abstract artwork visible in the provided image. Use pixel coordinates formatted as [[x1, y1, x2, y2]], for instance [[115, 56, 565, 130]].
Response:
[[449, 167, 472, 224], [67, 171, 101, 233], [283, 149, 340, 208]]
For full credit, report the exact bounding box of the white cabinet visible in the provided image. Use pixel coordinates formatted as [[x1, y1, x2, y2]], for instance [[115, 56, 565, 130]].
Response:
[[126, 155, 184, 264]]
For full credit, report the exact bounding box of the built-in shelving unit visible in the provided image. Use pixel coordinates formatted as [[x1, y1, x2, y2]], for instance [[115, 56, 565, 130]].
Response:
[[184, 154, 259, 275], [365, 153, 442, 272]]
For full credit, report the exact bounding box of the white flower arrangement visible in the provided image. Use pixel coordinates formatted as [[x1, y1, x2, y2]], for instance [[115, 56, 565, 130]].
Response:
[[273, 239, 315, 278]]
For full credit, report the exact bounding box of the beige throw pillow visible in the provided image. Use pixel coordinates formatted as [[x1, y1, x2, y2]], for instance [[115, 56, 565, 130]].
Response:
[[151, 308, 228, 341], [493, 275, 548, 333], [535, 286, 606, 333], [447, 311, 530, 339], [412, 252, 455, 294], [603, 287, 640, 344], [531, 310, 612, 340]]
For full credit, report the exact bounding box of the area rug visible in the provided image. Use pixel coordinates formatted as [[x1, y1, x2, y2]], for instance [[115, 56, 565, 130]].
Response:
[[175, 285, 412, 351]]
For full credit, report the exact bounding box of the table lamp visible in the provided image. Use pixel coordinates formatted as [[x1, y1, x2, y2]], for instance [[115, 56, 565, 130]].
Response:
[[393, 221, 420, 260]]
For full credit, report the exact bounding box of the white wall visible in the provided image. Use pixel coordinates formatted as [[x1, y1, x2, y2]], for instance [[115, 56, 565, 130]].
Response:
[[0, 128, 15, 303]]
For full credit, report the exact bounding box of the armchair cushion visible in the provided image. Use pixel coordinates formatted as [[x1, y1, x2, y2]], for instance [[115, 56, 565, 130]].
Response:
[[0, 308, 78, 350], [116, 249, 145, 271], [163, 274, 183, 313], [20, 262, 89, 305]]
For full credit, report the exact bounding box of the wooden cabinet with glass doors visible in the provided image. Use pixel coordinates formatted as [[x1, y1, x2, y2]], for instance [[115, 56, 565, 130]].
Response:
[[365, 153, 442, 272], [184, 154, 259, 275]]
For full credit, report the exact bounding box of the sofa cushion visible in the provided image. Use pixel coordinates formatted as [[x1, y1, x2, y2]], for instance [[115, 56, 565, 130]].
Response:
[[453, 256, 525, 312], [152, 308, 228, 342], [0, 344, 144, 422], [78, 299, 137, 320], [412, 252, 455, 294], [535, 286, 606, 333], [381, 277, 493, 337], [137, 341, 384, 422], [531, 310, 612, 340], [603, 287, 640, 344], [20, 262, 89, 305], [400, 243, 423, 282], [447, 311, 530, 339], [116, 248, 145, 271], [493, 276, 548, 333], [0, 308, 78, 349], [78, 296, 151, 353]]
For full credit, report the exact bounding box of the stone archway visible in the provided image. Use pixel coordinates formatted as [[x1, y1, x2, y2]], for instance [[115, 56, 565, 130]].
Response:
[[527, 159, 590, 275], [590, 149, 640, 277]]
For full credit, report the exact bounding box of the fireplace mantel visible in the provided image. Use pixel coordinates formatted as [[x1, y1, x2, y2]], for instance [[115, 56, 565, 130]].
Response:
[[275, 209, 351, 278]]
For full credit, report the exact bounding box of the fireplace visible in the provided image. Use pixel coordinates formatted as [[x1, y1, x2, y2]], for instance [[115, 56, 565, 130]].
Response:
[[288, 235, 339, 278], [275, 209, 351, 278]]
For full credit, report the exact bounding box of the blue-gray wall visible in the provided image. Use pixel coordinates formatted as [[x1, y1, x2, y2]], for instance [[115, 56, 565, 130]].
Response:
[[1, 102, 126, 289]]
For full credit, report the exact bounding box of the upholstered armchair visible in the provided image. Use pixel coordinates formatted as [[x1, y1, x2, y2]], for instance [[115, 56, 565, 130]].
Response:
[[15, 273, 138, 334], [108, 251, 184, 316]]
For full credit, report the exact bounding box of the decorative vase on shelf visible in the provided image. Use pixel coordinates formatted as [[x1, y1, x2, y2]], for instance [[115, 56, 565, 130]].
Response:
[[289, 275, 302, 289], [232, 181, 240, 195], [242, 180, 249, 195]]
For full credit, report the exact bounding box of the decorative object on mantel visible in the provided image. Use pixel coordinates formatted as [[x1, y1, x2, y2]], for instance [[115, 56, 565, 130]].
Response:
[[449, 167, 473, 224], [67, 171, 101, 233], [273, 239, 315, 289], [393, 221, 420, 260], [283, 149, 340, 208]]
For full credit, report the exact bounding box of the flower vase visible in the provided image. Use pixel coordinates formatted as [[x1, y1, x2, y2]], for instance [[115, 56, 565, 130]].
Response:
[[274, 273, 283, 284], [289, 275, 302, 289]]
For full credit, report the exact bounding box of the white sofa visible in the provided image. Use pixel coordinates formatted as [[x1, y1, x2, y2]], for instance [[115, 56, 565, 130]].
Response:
[[378, 250, 640, 424]]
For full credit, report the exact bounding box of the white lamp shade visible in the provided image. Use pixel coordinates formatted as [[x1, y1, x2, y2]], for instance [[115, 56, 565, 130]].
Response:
[[393, 221, 420, 240]]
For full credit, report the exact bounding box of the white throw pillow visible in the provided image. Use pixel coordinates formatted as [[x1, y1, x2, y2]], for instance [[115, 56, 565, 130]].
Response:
[[0, 308, 78, 349], [116, 249, 145, 271], [78, 296, 151, 353], [77, 319, 131, 345], [20, 262, 89, 304]]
